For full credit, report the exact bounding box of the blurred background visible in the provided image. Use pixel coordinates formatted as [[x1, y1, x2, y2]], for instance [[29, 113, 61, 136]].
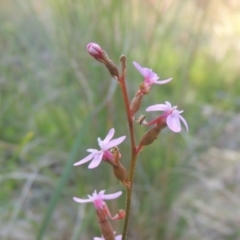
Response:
[[0, 0, 240, 239]]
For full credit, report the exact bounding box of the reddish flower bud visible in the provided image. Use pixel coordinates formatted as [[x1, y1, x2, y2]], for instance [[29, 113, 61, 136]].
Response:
[[87, 42, 105, 62], [87, 43, 120, 79], [112, 209, 126, 220]]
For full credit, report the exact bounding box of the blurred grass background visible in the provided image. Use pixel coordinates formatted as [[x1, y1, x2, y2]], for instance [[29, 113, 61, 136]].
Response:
[[0, 0, 240, 239]]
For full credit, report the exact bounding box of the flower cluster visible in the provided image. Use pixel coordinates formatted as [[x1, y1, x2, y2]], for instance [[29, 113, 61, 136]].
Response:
[[73, 43, 189, 240]]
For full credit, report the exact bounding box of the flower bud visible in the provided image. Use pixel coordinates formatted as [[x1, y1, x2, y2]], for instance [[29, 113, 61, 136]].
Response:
[[112, 209, 126, 220], [87, 43, 105, 62], [87, 43, 119, 79]]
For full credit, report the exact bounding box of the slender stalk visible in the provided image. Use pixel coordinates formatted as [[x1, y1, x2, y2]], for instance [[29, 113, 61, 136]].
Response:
[[118, 56, 139, 240], [118, 56, 135, 150]]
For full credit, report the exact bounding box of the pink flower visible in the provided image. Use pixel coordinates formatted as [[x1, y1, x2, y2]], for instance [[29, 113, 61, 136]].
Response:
[[133, 61, 172, 88], [87, 43, 104, 61], [94, 234, 122, 240], [146, 101, 189, 133], [73, 190, 122, 210], [74, 128, 126, 169]]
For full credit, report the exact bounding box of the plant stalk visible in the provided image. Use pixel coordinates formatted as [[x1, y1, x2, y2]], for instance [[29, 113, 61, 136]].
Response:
[[118, 56, 139, 240]]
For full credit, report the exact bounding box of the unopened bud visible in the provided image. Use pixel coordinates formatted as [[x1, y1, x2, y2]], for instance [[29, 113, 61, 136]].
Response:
[[112, 209, 126, 220], [87, 43, 105, 62], [87, 42, 119, 79], [120, 55, 127, 77]]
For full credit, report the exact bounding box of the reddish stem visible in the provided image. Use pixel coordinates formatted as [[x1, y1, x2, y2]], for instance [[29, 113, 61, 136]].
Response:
[[118, 56, 139, 240]]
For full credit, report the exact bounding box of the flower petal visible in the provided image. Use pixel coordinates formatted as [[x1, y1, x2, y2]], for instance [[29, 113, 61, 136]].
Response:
[[102, 128, 115, 145], [142, 68, 153, 78], [91, 190, 98, 199], [116, 235, 122, 240], [104, 136, 126, 150], [179, 115, 189, 132], [93, 237, 103, 240], [98, 190, 106, 197], [165, 101, 172, 108], [87, 148, 99, 153], [97, 137, 103, 148], [154, 77, 172, 84], [73, 152, 96, 166], [88, 152, 104, 169], [166, 113, 181, 132], [102, 191, 122, 200], [146, 104, 168, 112], [133, 61, 145, 77], [73, 196, 92, 203]]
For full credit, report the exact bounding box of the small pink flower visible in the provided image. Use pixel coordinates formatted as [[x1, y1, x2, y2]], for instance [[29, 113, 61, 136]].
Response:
[[74, 128, 126, 169], [73, 190, 122, 210], [146, 101, 189, 133], [133, 61, 172, 88], [94, 234, 122, 240], [87, 43, 104, 60]]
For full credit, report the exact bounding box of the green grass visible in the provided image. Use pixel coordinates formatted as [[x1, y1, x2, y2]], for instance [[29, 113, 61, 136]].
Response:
[[0, 0, 240, 239]]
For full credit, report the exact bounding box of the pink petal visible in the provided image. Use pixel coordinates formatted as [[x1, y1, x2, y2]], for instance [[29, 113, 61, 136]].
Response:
[[116, 236, 122, 240], [73, 152, 96, 166], [102, 191, 122, 200], [73, 197, 92, 203], [142, 68, 152, 77], [93, 198, 104, 209], [154, 77, 172, 84], [98, 190, 106, 197], [90, 190, 98, 200], [88, 152, 104, 169], [87, 43, 103, 57], [133, 61, 145, 77], [165, 101, 172, 109], [104, 136, 126, 150], [146, 104, 168, 112], [93, 237, 103, 240], [146, 70, 158, 79], [179, 115, 189, 132], [102, 128, 115, 145], [87, 149, 98, 153], [166, 113, 181, 132], [97, 137, 103, 148]]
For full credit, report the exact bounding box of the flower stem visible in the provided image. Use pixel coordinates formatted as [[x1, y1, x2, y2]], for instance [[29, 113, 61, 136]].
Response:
[[118, 56, 139, 240]]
